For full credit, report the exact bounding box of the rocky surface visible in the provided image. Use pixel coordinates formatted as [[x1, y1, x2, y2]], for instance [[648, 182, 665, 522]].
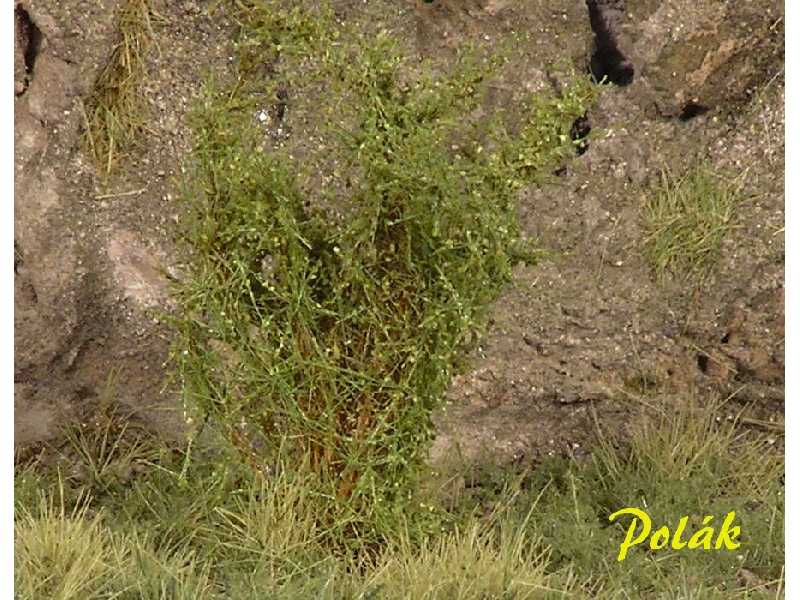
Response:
[[14, 0, 783, 466], [14, 0, 233, 444], [431, 0, 784, 464]]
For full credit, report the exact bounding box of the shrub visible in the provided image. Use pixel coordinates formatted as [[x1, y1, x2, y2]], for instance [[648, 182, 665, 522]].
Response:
[[173, 0, 594, 547]]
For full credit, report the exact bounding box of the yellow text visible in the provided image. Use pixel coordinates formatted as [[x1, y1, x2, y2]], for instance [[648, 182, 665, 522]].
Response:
[[608, 508, 741, 562]]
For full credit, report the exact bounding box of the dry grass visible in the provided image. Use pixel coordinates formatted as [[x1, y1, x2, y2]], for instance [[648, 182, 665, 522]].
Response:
[[81, 0, 155, 176]]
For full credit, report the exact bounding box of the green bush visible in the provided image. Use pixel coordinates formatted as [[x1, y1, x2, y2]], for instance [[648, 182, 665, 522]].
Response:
[[173, 0, 593, 547]]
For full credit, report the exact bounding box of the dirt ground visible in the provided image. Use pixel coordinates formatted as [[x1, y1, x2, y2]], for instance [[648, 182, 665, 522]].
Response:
[[14, 0, 784, 466]]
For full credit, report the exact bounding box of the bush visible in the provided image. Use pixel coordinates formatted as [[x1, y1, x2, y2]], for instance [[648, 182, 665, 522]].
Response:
[[173, 0, 594, 548]]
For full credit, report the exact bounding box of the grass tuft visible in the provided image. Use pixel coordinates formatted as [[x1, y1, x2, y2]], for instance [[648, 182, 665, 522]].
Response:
[[15, 485, 111, 600], [81, 0, 154, 176], [642, 163, 741, 282], [15, 482, 215, 599]]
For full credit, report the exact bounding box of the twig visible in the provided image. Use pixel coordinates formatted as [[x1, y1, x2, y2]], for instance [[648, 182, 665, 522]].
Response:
[[94, 187, 147, 200]]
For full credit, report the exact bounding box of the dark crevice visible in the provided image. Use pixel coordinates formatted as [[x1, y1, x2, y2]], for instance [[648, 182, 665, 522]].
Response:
[[697, 353, 709, 374], [18, 6, 42, 75], [570, 114, 591, 156], [679, 102, 709, 121], [15, 240, 40, 305], [14, 241, 23, 275], [585, 0, 634, 86], [74, 384, 98, 403], [589, 47, 634, 87], [15, 4, 43, 96], [16, 271, 39, 305], [272, 86, 288, 123]]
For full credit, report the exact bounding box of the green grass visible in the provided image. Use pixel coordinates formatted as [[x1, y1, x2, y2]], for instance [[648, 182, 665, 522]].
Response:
[[14, 396, 783, 598], [488, 398, 783, 598], [172, 0, 594, 548], [642, 163, 741, 282], [81, 0, 155, 176]]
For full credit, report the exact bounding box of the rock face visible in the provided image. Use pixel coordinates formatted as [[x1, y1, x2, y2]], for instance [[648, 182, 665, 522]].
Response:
[[14, 0, 783, 465], [14, 0, 185, 446], [636, 1, 783, 118], [14, 0, 236, 448], [15, 2, 95, 444], [421, 0, 784, 464]]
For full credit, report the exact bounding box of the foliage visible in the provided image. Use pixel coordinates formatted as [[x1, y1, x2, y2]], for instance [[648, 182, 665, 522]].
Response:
[[173, 0, 593, 546]]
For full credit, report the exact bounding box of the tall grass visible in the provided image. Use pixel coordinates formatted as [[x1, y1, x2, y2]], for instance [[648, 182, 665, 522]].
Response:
[[14, 396, 783, 598], [14, 481, 215, 599], [493, 397, 785, 598]]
